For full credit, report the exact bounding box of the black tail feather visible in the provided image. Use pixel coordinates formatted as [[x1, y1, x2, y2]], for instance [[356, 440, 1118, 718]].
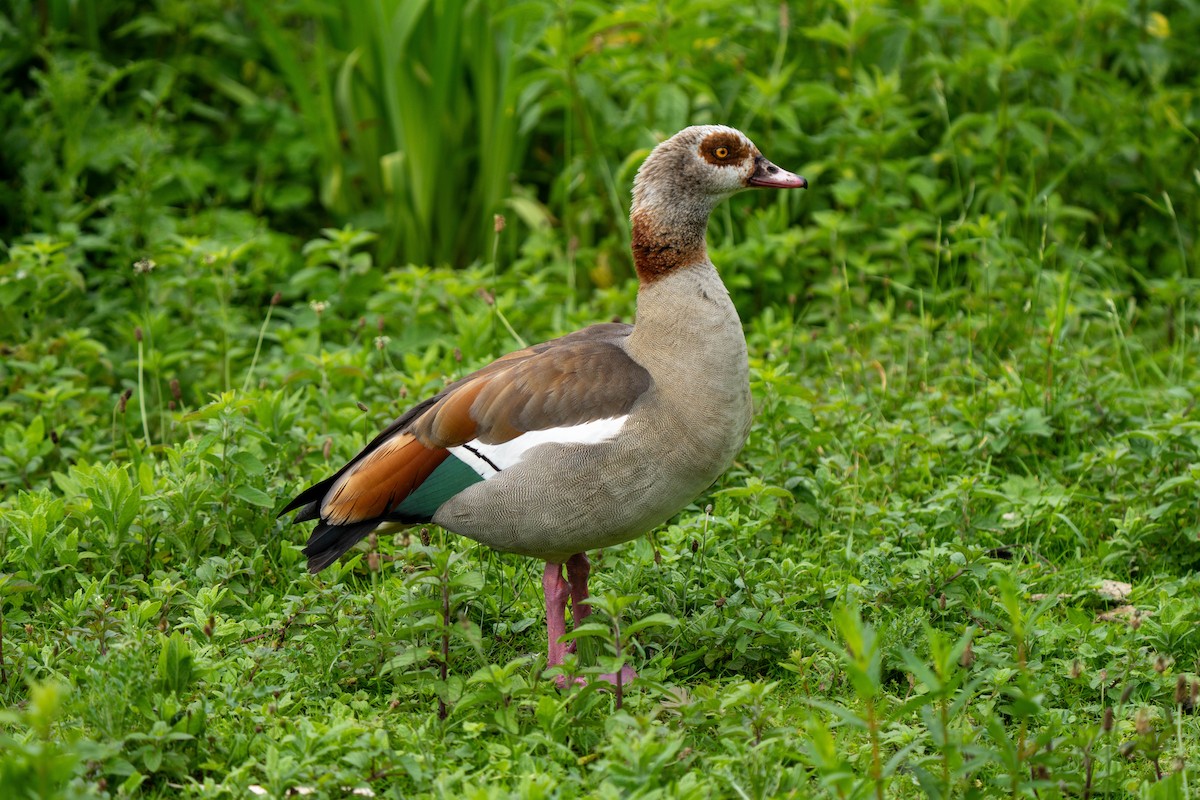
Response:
[[290, 501, 322, 524], [279, 475, 339, 517], [303, 520, 381, 573]]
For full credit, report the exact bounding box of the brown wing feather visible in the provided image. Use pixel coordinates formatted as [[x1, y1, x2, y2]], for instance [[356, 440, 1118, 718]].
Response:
[[410, 332, 650, 448], [321, 434, 449, 525]]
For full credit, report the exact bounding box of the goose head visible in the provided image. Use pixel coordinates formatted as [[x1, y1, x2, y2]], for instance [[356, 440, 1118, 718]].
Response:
[[633, 125, 805, 211], [630, 125, 806, 281]]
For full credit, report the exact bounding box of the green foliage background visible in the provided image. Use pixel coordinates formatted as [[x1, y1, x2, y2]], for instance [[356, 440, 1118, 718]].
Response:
[[1, 0, 1199, 797]]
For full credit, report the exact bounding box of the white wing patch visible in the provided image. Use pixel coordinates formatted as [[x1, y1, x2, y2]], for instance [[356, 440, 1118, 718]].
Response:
[[450, 416, 629, 479]]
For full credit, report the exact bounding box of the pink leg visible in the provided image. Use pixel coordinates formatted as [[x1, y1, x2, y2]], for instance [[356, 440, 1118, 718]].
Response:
[[565, 553, 592, 626], [563, 552, 636, 688], [566, 552, 592, 629], [542, 562, 571, 670]]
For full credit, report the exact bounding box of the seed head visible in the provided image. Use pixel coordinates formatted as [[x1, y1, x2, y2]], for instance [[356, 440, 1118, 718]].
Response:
[[960, 639, 975, 668]]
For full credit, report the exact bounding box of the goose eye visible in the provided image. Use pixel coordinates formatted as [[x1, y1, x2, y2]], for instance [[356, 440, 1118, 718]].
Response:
[[714, 146, 729, 159]]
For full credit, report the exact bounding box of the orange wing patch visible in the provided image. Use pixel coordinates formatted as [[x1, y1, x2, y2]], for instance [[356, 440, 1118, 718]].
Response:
[[424, 377, 487, 445], [321, 433, 449, 525]]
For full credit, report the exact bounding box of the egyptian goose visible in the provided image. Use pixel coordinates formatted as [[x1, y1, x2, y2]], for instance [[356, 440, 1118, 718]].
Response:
[[282, 125, 806, 684]]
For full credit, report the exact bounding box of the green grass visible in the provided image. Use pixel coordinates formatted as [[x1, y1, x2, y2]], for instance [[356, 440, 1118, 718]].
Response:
[[2, 0, 1200, 797], [2, 234, 1198, 798]]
